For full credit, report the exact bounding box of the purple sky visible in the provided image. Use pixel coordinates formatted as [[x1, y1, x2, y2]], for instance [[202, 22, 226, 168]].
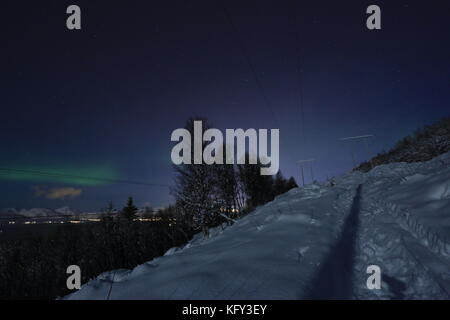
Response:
[[1, 0, 449, 210]]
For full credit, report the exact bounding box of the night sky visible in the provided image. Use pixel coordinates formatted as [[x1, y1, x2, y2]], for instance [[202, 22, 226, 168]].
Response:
[[1, 0, 449, 211]]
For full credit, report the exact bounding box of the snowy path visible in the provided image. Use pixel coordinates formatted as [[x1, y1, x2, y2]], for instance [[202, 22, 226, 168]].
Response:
[[66, 186, 352, 300], [66, 153, 450, 300], [306, 184, 362, 299]]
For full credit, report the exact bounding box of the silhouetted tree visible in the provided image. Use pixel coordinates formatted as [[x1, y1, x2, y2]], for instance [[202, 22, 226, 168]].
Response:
[[286, 177, 298, 190], [238, 153, 274, 208], [101, 201, 114, 222], [142, 206, 154, 218], [272, 171, 287, 197], [272, 172, 298, 197], [172, 118, 221, 237], [121, 196, 138, 221]]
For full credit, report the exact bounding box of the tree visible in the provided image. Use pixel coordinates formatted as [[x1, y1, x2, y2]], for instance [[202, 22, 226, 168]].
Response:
[[272, 171, 287, 197], [286, 176, 298, 190], [142, 206, 154, 218], [172, 118, 221, 237], [238, 153, 274, 208], [272, 172, 298, 197], [121, 196, 138, 221], [101, 201, 114, 222], [214, 162, 241, 225]]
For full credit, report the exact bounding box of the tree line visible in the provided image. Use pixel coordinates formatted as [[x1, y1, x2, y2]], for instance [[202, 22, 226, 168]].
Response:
[[355, 117, 450, 172], [172, 118, 298, 237], [0, 117, 298, 299], [0, 199, 192, 299]]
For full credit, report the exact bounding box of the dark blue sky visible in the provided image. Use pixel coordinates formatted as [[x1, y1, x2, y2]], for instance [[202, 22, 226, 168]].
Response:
[[1, 0, 449, 211]]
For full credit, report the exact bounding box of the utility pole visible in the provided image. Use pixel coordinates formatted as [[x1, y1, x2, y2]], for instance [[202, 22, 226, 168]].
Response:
[[300, 165, 305, 186], [297, 159, 315, 186], [339, 135, 375, 169]]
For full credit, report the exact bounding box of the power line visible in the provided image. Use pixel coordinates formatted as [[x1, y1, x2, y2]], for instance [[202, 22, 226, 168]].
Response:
[[219, 1, 280, 128], [292, 0, 306, 150], [297, 159, 315, 186], [338, 135, 375, 169], [0, 168, 171, 188], [219, 1, 302, 174], [339, 135, 374, 141]]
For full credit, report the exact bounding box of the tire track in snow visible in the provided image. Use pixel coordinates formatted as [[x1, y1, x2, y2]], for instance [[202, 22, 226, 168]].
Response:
[[305, 184, 362, 299]]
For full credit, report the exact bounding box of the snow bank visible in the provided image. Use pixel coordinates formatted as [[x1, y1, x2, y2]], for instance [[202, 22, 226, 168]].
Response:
[[66, 152, 450, 300]]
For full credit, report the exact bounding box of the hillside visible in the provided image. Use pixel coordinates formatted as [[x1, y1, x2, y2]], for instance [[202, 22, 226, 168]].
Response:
[[355, 117, 450, 172], [66, 151, 450, 300]]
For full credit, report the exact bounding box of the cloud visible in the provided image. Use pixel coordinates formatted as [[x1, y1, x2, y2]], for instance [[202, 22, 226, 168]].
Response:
[[47, 187, 82, 199], [33, 186, 82, 200]]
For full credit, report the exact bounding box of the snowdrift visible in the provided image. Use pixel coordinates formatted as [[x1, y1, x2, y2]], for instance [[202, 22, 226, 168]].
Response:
[[66, 152, 450, 300]]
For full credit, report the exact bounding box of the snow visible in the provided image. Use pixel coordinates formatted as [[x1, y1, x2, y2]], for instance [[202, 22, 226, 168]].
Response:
[[18, 208, 59, 217], [0, 207, 79, 217], [54, 206, 79, 216], [65, 152, 450, 300]]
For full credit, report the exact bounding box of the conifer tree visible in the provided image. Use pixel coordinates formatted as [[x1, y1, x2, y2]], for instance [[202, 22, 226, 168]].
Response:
[[121, 196, 138, 221]]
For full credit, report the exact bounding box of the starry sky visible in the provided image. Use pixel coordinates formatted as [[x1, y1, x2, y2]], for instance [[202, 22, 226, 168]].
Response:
[[0, 0, 449, 211]]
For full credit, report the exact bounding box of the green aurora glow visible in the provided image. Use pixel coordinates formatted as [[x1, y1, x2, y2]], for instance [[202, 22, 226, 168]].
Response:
[[0, 165, 120, 186]]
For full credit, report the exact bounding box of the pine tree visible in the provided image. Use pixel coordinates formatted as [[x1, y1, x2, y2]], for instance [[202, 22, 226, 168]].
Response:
[[286, 177, 298, 190], [100, 201, 114, 223], [121, 196, 138, 221], [272, 171, 287, 197]]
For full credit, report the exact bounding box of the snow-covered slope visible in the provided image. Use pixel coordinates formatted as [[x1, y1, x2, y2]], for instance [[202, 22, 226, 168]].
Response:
[[66, 152, 450, 300]]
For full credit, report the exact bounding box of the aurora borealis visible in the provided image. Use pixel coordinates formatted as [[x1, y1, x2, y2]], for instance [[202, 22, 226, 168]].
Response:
[[0, 166, 119, 186], [1, 1, 449, 211]]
